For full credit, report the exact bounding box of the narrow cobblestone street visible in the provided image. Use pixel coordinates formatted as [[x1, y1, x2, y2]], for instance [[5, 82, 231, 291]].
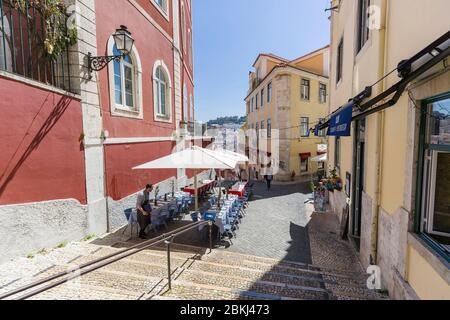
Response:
[[218, 181, 313, 263], [0, 181, 387, 300]]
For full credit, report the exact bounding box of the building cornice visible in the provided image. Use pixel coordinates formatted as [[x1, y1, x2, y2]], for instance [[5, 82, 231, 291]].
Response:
[[244, 65, 329, 101]]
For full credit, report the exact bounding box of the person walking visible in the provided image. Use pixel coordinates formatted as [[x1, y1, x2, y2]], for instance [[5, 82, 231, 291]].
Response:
[[264, 173, 273, 191]]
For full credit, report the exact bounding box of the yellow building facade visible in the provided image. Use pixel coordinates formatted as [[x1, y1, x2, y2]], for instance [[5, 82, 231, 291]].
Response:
[[245, 47, 330, 181], [326, 0, 450, 299]]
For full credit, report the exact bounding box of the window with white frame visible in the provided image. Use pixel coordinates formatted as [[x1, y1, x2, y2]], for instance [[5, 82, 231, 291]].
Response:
[[337, 38, 344, 84], [357, 0, 371, 53], [154, 0, 168, 14], [300, 117, 309, 137], [183, 83, 188, 121], [260, 120, 265, 137], [256, 93, 259, 110], [300, 158, 309, 173], [319, 83, 327, 104], [318, 118, 326, 137], [108, 36, 142, 118], [301, 79, 310, 101], [267, 82, 272, 103], [267, 118, 272, 138], [261, 88, 264, 108], [417, 96, 450, 259], [251, 97, 254, 112], [113, 45, 135, 110], [153, 61, 171, 119]]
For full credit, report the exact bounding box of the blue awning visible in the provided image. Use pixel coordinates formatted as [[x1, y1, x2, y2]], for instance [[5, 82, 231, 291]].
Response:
[[327, 102, 354, 137]]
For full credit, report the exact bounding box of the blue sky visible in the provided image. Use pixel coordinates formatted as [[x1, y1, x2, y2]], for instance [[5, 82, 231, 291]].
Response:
[[193, 0, 331, 122]]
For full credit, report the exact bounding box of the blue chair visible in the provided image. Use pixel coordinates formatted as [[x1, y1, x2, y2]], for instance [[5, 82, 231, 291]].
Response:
[[190, 212, 199, 222], [122, 208, 138, 238], [150, 213, 169, 232]]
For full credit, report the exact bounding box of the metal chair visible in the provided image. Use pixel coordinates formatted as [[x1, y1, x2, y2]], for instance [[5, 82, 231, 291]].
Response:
[[149, 213, 169, 232], [122, 208, 139, 238]]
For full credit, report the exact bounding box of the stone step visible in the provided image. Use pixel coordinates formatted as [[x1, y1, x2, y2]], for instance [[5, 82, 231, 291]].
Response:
[[158, 280, 298, 300], [187, 259, 325, 289], [91, 244, 371, 292], [175, 268, 330, 300], [326, 283, 390, 301], [199, 254, 356, 281], [40, 266, 163, 296], [209, 250, 365, 278], [29, 282, 141, 300]]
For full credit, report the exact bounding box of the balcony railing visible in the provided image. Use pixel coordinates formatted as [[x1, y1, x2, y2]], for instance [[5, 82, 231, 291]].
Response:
[[0, 0, 74, 92]]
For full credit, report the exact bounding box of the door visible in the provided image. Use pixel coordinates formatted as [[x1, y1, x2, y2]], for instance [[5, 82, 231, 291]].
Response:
[[351, 119, 366, 250]]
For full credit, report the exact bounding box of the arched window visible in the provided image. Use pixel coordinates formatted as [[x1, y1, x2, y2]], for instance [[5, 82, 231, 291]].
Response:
[[0, 12, 12, 71], [183, 83, 188, 122], [153, 60, 172, 121], [107, 36, 142, 118]]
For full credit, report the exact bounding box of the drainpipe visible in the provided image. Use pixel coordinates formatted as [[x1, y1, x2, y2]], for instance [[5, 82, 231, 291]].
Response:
[[370, 0, 389, 265]]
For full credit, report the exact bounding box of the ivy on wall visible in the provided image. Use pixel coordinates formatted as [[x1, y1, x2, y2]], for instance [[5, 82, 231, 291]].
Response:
[[6, 0, 77, 60]]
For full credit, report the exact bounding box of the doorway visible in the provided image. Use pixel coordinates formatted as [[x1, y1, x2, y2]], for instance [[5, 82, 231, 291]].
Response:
[[351, 119, 366, 251]]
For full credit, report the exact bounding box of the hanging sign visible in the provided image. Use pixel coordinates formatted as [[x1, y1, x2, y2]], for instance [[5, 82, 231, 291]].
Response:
[[327, 102, 353, 137]]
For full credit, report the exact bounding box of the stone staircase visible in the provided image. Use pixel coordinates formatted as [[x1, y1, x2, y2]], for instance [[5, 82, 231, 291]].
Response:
[[0, 241, 389, 300]]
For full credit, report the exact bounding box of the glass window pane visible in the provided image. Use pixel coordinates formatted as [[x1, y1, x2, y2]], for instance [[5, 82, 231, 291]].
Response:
[[124, 65, 134, 107], [114, 59, 122, 104], [160, 83, 166, 114], [115, 89, 122, 105], [431, 152, 450, 235], [125, 93, 134, 107], [429, 98, 450, 145]]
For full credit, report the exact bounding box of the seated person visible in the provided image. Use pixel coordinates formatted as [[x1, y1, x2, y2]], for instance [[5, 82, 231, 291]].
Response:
[[136, 184, 153, 239]]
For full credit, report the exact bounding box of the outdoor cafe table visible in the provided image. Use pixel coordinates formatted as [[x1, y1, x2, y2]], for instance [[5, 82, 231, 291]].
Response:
[[199, 195, 240, 234], [228, 181, 248, 197], [127, 196, 181, 226], [183, 179, 216, 196]]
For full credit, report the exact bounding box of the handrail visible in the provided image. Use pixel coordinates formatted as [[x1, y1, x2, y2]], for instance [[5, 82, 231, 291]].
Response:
[[0, 220, 209, 300]]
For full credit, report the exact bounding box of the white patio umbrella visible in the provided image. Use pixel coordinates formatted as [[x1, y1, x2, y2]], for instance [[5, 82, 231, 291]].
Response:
[[133, 146, 238, 210], [204, 148, 249, 200], [209, 148, 249, 164], [310, 153, 327, 162]]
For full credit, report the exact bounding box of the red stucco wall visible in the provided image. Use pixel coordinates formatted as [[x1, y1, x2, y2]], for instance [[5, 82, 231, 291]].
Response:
[[0, 76, 87, 205], [95, 0, 176, 139], [104, 141, 177, 200]]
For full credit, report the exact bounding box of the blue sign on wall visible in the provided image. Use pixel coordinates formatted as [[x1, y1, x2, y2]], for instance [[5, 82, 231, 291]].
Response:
[[327, 102, 353, 137]]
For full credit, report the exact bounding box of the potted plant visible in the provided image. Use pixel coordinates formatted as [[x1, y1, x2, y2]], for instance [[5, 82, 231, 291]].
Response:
[[325, 168, 343, 192]]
